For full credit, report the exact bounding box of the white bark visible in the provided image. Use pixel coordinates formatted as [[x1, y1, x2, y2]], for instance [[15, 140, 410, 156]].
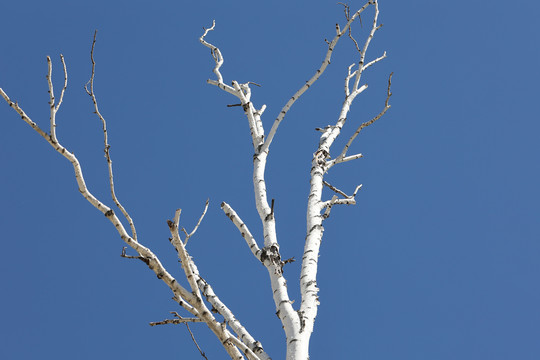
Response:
[[201, 2, 391, 358], [1, 1, 391, 359]]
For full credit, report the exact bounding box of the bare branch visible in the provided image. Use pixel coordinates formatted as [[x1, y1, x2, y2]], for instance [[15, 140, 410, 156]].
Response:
[[166, 218, 251, 359], [171, 293, 203, 320], [345, 63, 356, 96], [324, 182, 362, 201], [199, 20, 225, 85], [84, 30, 96, 96], [221, 202, 262, 260], [56, 55, 68, 111], [168, 208, 267, 359], [0, 90, 49, 139], [338, 2, 350, 20], [184, 199, 210, 245], [148, 317, 202, 326], [323, 180, 349, 198], [174, 208, 182, 226], [185, 323, 210, 360], [167, 219, 202, 298], [299, 4, 387, 354], [46, 56, 57, 142], [84, 30, 138, 242], [323, 195, 339, 218], [347, 25, 362, 54], [333, 72, 393, 166], [322, 183, 363, 218], [46, 54, 67, 145], [353, 0, 382, 91], [363, 51, 387, 71], [121, 246, 145, 261], [201, 24, 264, 149], [199, 28, 298, 347], [260, 0, 373, 155], [189, 264, 270, 360], [149, 312, 204, 326], [227, 335, 260, 360]]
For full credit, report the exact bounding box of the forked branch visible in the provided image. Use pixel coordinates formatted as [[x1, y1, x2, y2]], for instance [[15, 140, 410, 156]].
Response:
[[330, 71, 393, 168], [2, 38, 268, 360], [2, 2, 391, 359], [182, 199, 210, 245], [260, 1, 373, 155]]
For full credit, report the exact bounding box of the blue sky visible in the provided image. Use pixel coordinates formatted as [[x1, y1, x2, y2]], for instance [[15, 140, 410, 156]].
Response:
[[1, 0, 539, 359]]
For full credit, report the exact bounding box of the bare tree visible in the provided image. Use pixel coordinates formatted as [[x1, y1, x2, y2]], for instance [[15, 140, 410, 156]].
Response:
[[0, 1, 391, 359]]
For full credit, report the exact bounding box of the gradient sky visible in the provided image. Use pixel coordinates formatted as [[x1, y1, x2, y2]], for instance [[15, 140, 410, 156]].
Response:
[[1, 0, 539, 359]]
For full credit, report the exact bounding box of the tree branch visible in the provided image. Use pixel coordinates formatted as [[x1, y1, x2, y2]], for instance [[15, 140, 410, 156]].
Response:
[[190, 262, 271, 360], [185, 323, 210, 360], [200, 23, 265, 149], [200, 24, 299, 346], [84, 30, 138, 242], [183, 199, 209, 245], [298, 3, 387, 358], [330, 71, 393, 168], [2, 46, 256, 360], [221, 202, 262, 260], [260, 1, 373, 155], [149, 312, 204, 326]]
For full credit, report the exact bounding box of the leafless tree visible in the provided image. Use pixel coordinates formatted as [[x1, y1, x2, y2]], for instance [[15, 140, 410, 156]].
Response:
[[0, 1, 391, 359]]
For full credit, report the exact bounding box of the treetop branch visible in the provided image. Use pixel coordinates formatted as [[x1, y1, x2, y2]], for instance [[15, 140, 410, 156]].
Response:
[[260, 0, 374, 155], [201, 24, 264, 149]]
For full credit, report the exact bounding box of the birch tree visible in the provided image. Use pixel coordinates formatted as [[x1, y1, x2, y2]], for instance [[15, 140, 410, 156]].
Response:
[[0, 1, 392, 359]]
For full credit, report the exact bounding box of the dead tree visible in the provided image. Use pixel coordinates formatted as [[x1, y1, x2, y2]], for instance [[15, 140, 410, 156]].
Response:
[[0, 1, 391, 359]]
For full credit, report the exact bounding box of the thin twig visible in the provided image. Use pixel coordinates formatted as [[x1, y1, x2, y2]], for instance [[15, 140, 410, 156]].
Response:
[[85, 30, 138, 242], [353, 0, 381, 91], [185, 323, 209, 360], [323, 181, 349, 198], [185, 199, 210, 245], [149, 312, 203, 326], [120, 246, 140, 260]]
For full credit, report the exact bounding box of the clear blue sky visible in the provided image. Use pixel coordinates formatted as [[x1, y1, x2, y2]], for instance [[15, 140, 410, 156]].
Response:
[[1, 0, 539, 359]]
